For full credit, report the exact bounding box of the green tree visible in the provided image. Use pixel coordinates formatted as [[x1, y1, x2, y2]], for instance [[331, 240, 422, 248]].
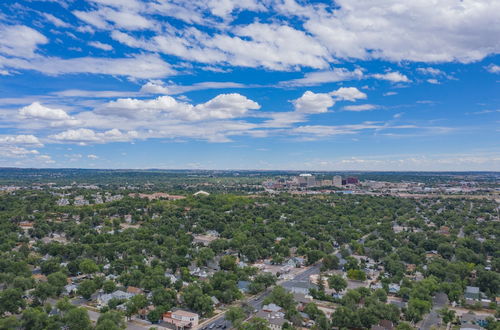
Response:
[[406, 298, 431, 323], [79, 259, 99, 274], [220, 255, 237, 271], [47, 271, 68, 295], [103, 280, 117, 293], [322, 254, 340, 270], [0, 288, 25, 315], [78, 279, 97, 300], [438, 307, 456, 324], [63, 307, 92, 330], [21, 307, 49, 330], [328, 275, 347, 292], [226, 306, 246, 325], [96, 310, 126, 330], [33, 282, 55, 303]]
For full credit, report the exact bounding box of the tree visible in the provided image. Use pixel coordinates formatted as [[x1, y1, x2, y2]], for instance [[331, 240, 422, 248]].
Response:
[[0, 316, 20, 329], [306, 250, 325, 265], [152, 288, 177, 309], [322, 255, 340, 270], [238, 317, 270, 330], [406, 298, 431, 323], [79, 259, 99, 274], [63, 307, 92, 330], [47, 271, 68, 295], [78, 279, 97, 300], [226, 306, 246, 325], [438, 307, 456, 324], [181, 284, 213, 316], [33, 282, 55, 303], [103, 280, 117, 293], [0, 288, 25, 315], [347, 269, 366, 281], [263, 286, 296, 313], [21, 307, 49, 330], [147, 309, 162, 323], [331, 306, 360, 328], [220, 255, 237, 271], [396, 322, 414, 330], [328, 275, 347, 292], [96, 310, 126, 330]]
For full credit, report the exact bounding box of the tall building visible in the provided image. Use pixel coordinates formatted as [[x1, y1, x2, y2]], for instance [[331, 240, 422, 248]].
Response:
[[347, 177, 359, 185], [333, 175, 342, 187], [297, 173, 316, 187]]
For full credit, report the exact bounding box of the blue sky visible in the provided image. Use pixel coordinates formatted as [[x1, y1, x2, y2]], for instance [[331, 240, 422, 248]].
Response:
[[0, 0, 499, 171]]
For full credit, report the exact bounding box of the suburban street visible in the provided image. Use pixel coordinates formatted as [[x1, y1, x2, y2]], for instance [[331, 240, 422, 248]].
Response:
[[199, 262, 322, 329]]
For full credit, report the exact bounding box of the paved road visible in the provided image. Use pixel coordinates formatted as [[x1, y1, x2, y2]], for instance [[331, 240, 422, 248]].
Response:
[[419, 293, 447, 330], [199, 263, 322, 330]]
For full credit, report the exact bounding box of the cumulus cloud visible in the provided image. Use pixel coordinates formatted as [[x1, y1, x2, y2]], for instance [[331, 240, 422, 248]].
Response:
[[19, 102, 81, 127], [50, 128, 138, 144], [302, 0, 500, 63], [0, 24, 48, 58], [293, 91, 334, 114], [19, 102, 71, 120], [99, 93, 259, 121], [372, 71, 411, 83], [0, 134, 43, 147], [486, 64, 500, 74], [330, 87, 367, 101]]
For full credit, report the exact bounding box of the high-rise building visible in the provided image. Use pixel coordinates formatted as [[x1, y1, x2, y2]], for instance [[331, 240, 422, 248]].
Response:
[[297, 173, 316, 187], [347, 177, 359, 185], [333, 175, 342, 187]]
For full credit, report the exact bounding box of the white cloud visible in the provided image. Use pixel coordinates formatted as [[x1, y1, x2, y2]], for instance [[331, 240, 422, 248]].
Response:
[[0, 24, 48, 58], [88, 41, 113, 51], [0, 134, 43, 147], [293, 91, 334, 114], [42, 13, 71, 28], [384, 91, 397, 96], [486, 64, 500, 74], [329, 87, 367, 101], [0, 53, 174, 79], [50, 128, 138, 144], [281, 68, 364, 86], [88, 154, 99, 159], [372, 71, 411, 83], [343, 104, 377, 111], [427, 78, 440, 84], [302, 0, 500, 63], [99, 93, 260, 121], [19, 102, 71, 120], [417, 67, 445, 76], [140, 80, 247, 95]]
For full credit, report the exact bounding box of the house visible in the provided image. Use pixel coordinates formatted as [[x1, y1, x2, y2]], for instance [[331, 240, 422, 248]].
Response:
[[460, 312, 488, 328], [162, 309, 199, 329], [256, 309, 286, 330], [63, 284, 78, 296], [388, 283, 400, 294], [464, 286, 491, 306], [262, 303, 283, 313], [237, 281, 251, 293], [97, 290, 135, 306], [283, 281, 317, 295]]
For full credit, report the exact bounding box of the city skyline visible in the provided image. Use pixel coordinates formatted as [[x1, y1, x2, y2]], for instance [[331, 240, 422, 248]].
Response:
[[0, 0, 499, 171]]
